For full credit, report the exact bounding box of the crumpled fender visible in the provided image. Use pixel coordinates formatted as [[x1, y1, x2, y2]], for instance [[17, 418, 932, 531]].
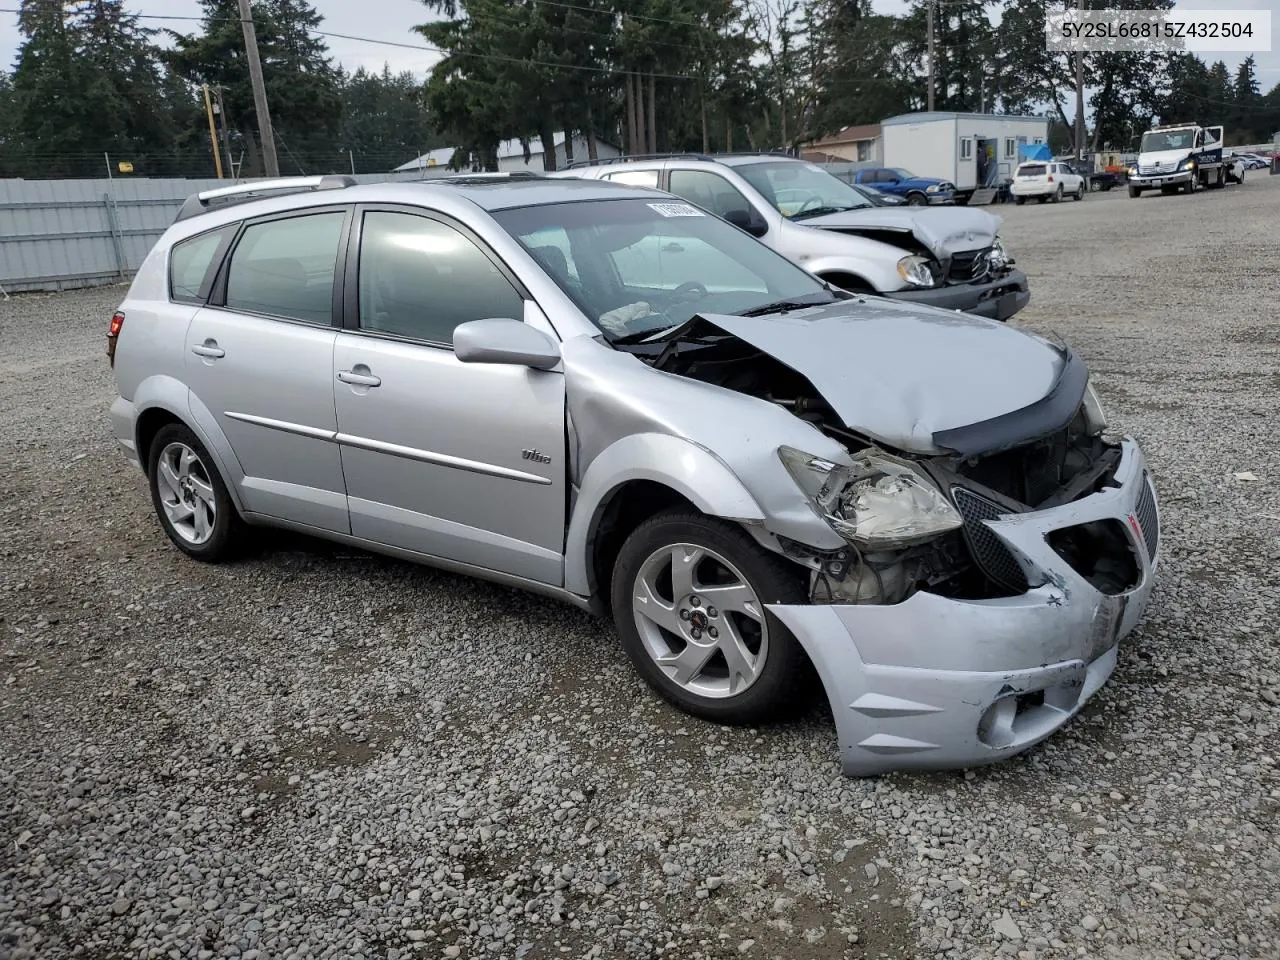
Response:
[[562, 432, 765, 597]]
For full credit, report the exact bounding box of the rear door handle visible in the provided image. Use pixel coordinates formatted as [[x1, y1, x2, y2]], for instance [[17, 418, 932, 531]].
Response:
[[191, 340, 224, 359], [337, 369, 381, 388]]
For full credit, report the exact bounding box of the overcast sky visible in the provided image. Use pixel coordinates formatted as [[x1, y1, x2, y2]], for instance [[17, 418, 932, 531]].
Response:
[[1, 0, 1276, 87]]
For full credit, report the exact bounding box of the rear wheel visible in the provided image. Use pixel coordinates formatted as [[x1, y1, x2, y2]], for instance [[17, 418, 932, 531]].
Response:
[[610, 509, 812, 725], [1014, 195, 1025, 205], [1052, 185, 1064, 203], [147, 423, 245, 562]]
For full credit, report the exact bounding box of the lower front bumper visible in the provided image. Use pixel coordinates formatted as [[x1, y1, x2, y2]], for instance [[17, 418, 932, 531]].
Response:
[[769, 438, 1158, 776], [889, 268, 1030, 322], [1130, 171, 1191, 189]]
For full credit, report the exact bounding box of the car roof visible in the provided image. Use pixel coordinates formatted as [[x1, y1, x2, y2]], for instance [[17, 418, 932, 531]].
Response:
[[561, 153, 805, 175], [167, 176, 663, 240]]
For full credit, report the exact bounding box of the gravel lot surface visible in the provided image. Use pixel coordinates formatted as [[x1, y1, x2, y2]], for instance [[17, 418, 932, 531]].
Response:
[[3, 178, 1279, 960]]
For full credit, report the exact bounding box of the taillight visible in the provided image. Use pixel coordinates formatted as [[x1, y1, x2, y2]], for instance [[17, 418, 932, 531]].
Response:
[[107, 311, 124, 366], [1047, 174, 1054, 182]]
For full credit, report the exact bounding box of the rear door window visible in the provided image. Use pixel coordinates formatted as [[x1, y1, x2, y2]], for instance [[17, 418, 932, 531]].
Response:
[[224, 211, 346, 325], [170, 225, 234, 304]]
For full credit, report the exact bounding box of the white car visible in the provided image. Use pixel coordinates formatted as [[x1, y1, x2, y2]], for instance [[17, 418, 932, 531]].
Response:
[[1010, 162, 1086, 204]]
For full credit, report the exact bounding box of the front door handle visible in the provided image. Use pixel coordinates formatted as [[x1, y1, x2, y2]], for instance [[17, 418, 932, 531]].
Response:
[[191, 339, 224, 359], [337, 368, 381, 388]]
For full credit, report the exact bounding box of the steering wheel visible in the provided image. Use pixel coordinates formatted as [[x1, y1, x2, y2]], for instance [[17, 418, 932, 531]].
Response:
[[795, 195, 828, 215], [670, 280, 708, 302]]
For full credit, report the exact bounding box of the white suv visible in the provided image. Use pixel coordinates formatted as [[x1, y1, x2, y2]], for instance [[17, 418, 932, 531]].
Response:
[[1011, 162, 1086, 204]]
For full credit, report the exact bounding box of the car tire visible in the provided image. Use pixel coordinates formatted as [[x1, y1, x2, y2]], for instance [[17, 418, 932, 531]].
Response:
[[1053, 185, 1064, 203], [1128, 186, 1141, 199], [906, 192, 928, 206], [1075, 184, 1085, 200], [610, 509, 813, 725], [1185, 174, 1197, 195], [1014, 195, 1025, 205], [1037, 195, 1048, 204], [147, 423, 245, 562]]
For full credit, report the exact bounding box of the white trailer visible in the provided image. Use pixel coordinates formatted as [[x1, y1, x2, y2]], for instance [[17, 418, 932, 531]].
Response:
[[881, 112, 1051, 203]]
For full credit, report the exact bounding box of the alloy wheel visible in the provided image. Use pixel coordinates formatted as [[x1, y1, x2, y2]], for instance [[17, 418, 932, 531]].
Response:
[[631, 543, 769, 699], [155, 441, 217, 545]]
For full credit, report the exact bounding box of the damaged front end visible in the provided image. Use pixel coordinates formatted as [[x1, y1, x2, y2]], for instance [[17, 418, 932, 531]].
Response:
[[639, 315, 1159, 773]]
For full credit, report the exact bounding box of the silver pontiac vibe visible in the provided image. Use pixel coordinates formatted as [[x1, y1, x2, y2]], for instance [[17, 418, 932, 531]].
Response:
[[107, 175, 1159, 776]]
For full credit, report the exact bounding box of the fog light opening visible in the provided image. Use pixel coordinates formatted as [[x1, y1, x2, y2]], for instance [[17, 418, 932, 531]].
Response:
[[1046, 519, 1140, 595]]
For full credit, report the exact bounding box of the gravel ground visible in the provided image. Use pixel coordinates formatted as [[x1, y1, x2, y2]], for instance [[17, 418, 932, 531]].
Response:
[[2, 178, 1279, 960]]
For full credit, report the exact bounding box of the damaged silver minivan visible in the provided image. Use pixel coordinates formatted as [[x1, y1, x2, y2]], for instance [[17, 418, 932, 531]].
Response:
[[108, 175, 1158, 776]]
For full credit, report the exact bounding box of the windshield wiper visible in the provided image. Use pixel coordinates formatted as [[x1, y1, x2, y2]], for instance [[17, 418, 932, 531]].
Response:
[[790, 204, 862, 221], [609, 321, 689, 346], [734, 293, 838, 317]]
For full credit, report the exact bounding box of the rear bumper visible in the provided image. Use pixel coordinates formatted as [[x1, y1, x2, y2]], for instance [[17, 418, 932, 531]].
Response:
[[888, 268, 1030, 322], [770, 438, 1159, 777], [110, 395, 142, 469]]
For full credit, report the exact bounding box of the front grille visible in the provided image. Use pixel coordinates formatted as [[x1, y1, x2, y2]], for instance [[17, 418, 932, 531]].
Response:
[[952, 488, 1028, 592], [1134, 473, 1159, 560], [946, 248, 992, 284]]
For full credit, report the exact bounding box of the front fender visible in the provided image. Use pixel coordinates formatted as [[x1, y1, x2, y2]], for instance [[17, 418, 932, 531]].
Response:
[[132, 375, 248, 515], [801, 252, 906, 294], [563, 433, 766, 597]]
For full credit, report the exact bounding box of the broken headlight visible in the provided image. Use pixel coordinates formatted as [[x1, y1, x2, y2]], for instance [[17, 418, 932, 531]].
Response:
[[779, 446, 963, 550], [989, 236, 1011, 270], [1082, 378, 1107, 435], [896, 255, 936, 288]]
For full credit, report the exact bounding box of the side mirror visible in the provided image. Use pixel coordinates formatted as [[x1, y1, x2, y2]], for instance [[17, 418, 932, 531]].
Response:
[[454, 317, 561, 371], [723, 208, 768, 237]]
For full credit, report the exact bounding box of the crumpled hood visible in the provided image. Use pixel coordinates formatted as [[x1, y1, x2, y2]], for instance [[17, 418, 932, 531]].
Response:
[[698, 298, 1065, 454], [802, 206, 1001, 258]]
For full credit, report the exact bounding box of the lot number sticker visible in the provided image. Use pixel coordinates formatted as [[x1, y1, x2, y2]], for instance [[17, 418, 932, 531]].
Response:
[[647, 202, 705, 217]]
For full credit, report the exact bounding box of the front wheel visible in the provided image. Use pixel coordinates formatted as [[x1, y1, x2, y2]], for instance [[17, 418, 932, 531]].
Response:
[[147, 423, 245, 562], [1185, 174, 1197, 195], [906, 192, 928, 206], [610, 510, 812, 725], [1128, 186, 1141, 199]]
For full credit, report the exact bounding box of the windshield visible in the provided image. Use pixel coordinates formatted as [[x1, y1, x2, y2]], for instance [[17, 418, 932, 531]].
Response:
[[493, 198, 831, 341], [734, 160, 873, 220], [1141, 130, 1194, 152], [890, 168, 917, 180]]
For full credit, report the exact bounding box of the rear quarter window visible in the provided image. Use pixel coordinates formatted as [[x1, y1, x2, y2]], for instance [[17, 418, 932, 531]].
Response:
[[169, 225, 235, 304]]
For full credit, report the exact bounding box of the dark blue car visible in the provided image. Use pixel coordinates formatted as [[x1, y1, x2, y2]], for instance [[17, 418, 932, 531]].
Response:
[[853, 167, 956, 206]]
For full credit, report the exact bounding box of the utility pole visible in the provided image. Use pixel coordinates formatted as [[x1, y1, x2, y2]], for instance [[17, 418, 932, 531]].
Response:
[[236, 0, 279, 177], [927, 0, 936, 112], [202, 84, 225, 178], [213, 86, 233, 178], [1074, 0, 1086, 159]]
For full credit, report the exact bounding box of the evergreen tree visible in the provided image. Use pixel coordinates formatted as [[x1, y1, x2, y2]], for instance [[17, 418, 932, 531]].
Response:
[[168, 0, 344, 176]]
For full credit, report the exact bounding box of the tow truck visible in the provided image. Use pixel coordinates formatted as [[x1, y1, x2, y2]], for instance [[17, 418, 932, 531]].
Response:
[[1128, 122, 1227, 197]]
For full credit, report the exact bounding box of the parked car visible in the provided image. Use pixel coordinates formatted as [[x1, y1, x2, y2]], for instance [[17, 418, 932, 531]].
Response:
[[1236, 153, 1269, 170], [1010, 161, 1087, 204], [852, 166, 956, 205], [557, 154, 1029, 321], [108, 174, 1159, 776], [849, 182, 907, 206]]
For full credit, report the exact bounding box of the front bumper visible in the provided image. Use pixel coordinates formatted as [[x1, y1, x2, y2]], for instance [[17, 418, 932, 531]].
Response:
[[770, 438, 1159, 777], [888, 268, 1030, 322], [1129, 171, 1192, 189]]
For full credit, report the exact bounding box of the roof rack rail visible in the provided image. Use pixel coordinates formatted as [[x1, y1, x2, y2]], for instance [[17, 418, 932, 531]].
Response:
[[565, 149, 797, 170], [428, 171, 545, 182], [175, 175, 357, 222]]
